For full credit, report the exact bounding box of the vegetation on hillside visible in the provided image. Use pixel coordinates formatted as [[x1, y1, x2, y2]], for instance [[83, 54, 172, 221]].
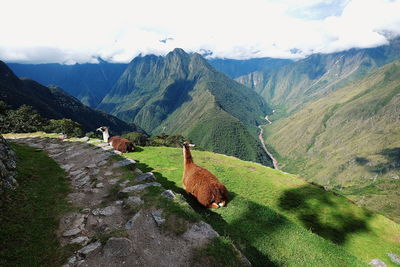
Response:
[[264, 60, 400, 222], [127, 146, 400, 267], [0, 101, 84, 137]]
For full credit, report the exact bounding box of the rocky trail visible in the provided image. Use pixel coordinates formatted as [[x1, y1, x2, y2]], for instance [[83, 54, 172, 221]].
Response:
[[8, 136, 250, 267]]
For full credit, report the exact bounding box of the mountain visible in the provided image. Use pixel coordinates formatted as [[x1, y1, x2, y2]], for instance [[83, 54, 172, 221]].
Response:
[[236, 38, 400, 115], [207, 57, 292, 78], [7, 61, 128, 107], [98, 48, 273, 166], [263, 60, 400, 222], [0, 61, 140, 135]]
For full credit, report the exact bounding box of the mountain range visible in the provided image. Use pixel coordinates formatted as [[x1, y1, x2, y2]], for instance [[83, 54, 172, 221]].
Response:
[[263, 59, 400, 221], [0, 61, 139, 135], [236, 38, 400, 116], [97, 48, 273, 165], [7, 61, 127, 107]]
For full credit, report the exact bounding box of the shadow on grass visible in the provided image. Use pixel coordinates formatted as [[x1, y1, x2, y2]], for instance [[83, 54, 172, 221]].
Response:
[[369, 147, 400, 174], [134, 160, 279, 267], [278, 184, 372, 244]]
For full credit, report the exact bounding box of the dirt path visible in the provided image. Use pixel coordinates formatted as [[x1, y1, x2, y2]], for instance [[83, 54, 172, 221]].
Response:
[[259, 114, 279, 169], [8, 136, 250, 267]]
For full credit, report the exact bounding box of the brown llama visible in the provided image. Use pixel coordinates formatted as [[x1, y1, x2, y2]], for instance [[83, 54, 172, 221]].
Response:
[[182, 141, 228, 208], [96, 126, 135, 153]]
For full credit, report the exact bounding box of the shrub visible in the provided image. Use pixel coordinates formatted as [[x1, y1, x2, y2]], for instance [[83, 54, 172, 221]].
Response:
[[122, 132, 149, 146], [0, 104, 47, 133], [44, 119, 84, 137]]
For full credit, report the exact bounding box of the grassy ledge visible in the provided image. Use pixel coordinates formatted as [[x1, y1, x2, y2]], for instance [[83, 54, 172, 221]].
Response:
[[0, 143, 73, 266], [127, 146, 400, 267]]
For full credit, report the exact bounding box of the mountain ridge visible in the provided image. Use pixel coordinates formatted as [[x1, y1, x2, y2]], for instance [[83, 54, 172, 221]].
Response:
[[98, 48, 273, 166], [0, 61, 141, 135]]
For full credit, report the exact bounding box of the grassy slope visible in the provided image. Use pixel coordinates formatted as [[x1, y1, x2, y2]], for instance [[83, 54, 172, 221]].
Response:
[[126, 146, 400, 267], [264, 61, 400, 222], [0, 143, 73, 266]]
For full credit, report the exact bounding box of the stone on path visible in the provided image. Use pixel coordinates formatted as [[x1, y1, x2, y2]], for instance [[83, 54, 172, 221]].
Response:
[[369, 259, 387, 267], [127, 196, 144, 204], [108, 178, 118, 185], [78, 242, 102, 257], [103, 237, 132, 257], [95, 183, 104, 188], [387, 253, 400, 264], [70, 236, 89, 245], [151, 210, 165, 226], [113, 158, 136, 168], [121, 182, 161, 193], [183, 221, 219, 244], [162, 190, 175, 199], [125, 211, 142, 230], [92, 206, 117, 216], [63, 228, 82, 237], [135, 172, 156, 183]]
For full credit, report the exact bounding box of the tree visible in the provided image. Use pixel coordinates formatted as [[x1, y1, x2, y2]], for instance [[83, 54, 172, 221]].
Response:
[[122, 132, 149, 146], [44, 119, 84, 137]]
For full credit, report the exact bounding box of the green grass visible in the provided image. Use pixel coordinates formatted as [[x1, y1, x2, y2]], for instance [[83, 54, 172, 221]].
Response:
[[0, 143, 73, 266], [126, 146, 400, 266]]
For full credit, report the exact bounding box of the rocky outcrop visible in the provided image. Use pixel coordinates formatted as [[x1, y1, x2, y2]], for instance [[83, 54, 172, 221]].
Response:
[[0, 134, 17, 194]]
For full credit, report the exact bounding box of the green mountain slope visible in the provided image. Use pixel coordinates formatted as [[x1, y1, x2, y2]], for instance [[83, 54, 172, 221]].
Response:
[[7, 61, 127, 107], [126, 146, 400, 267], [264, 60, 400, 222], [236, 38, 400, 115], [98, 48, 272, 165], [0, 61, 141, 135]]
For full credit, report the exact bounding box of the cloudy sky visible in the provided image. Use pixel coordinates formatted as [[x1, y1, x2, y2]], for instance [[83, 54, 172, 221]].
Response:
[[1, 0, 399, 64]]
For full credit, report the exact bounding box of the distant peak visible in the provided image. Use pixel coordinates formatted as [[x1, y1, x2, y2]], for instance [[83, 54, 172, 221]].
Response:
[[172, 48, 187, 54]]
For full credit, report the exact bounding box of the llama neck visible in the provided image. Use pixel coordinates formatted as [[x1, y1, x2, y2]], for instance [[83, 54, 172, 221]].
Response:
[[183, 146, 194, 165], [102, 130, 110, 143]]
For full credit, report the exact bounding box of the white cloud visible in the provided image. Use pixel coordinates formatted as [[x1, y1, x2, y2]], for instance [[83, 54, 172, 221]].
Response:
[[0, 0, 399, 63]]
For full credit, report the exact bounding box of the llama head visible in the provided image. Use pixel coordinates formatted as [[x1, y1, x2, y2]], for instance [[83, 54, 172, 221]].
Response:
[[96, 126, 109, 133], [96, 126, 110, 142], [182, 141, 195, 148]]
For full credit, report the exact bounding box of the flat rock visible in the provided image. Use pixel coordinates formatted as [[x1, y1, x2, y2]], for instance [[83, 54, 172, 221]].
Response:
[[369, 259, 387, 267], [113, 158, 136, 168], [387, 253, 400, 264], [127, 196, 144, 204], [103, 237, 132, 257], [134, 168, 143, 174], [62, 164, 75, 171], [86, 164, 97, 168], [70, 236, 89, 245], [119, 180, 129, 187], [75, 176, 91, 187], [125, 211, 142, 230], [183, 221, 219, 244], [78, 137, 89, 142], [120, 182, 161, 193], [135, 172, 156, 183], [104, 171, 113, 176], [95, 183, 104, 188], [151, 210, 165, 226], [92, 206, 117, 216], [63, 228, 82, 237], [162, 190, 175, 199], [108, 178, 118, 185], [78, 241, 102, 256]]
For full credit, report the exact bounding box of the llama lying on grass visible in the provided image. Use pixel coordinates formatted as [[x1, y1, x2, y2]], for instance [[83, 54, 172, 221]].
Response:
[[96, 126, 134, 153], [182, 141, 228, 208]]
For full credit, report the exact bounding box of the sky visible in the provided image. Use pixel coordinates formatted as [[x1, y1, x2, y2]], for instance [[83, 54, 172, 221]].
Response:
[[1, 0, 399, 64]]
